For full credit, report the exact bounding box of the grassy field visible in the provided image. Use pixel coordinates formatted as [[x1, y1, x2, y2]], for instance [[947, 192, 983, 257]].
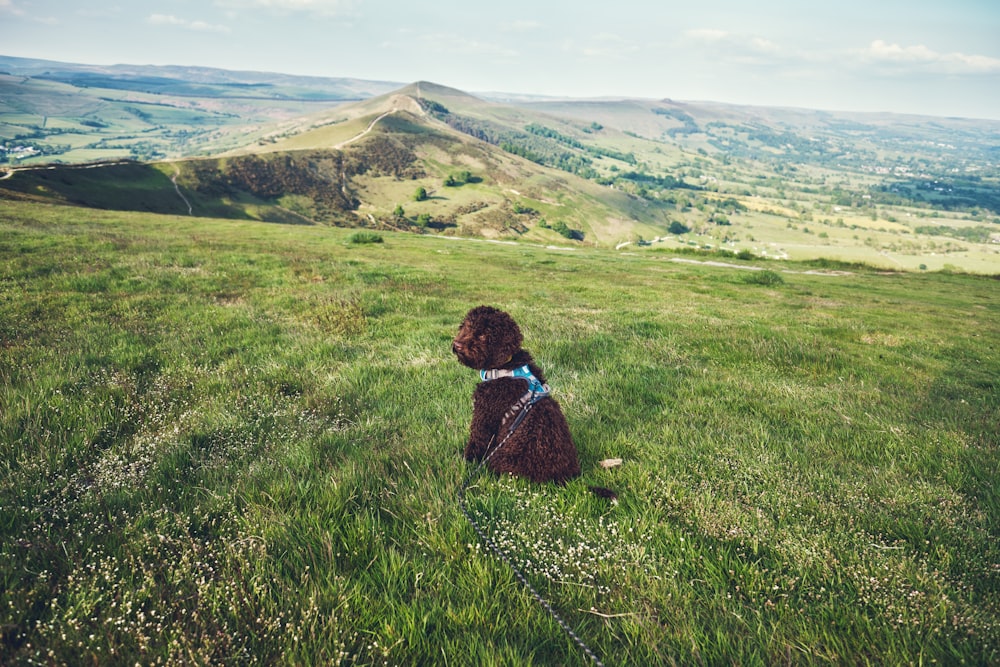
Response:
[[1, 200, 997, 665]]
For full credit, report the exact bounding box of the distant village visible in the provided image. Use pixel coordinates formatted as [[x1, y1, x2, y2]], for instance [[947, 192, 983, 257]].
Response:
[[0, 144, 40, 162]]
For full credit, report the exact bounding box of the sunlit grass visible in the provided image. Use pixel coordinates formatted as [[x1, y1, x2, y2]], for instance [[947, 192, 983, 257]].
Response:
[[1, 201, 997, 665]]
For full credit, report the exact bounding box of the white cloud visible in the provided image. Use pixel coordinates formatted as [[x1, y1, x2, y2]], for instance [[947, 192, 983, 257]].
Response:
[[503, 20, 540, 33], [860, 39, 1000, 74], [414, 33, 519, 60], [580, 33, 640, 59], [0, 0, 27, 18], [214, 0, 351, 15], [685, 28, 729, 42], [750, 37, 780, 54], [148, 13, 231, 33], [682, 28, 785, 66], [148, 13, 185, 26], [684, 28, 780, 54]]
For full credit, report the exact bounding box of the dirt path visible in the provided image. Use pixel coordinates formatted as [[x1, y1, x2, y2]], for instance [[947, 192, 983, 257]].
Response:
[[667, 257, 852, 276], [333, 93, 426, 149], [333, 110, 398, 149], [171, 168, 193, 216], [1, 161, 130, 179]]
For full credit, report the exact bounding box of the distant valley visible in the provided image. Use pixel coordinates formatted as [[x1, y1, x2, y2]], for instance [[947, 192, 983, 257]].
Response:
[[2, 55, 998, 273]]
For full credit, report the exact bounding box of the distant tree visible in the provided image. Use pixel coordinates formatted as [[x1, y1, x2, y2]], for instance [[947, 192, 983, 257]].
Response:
[[420, 99, 449, 115], [413, 186, 427, 201], [550, 221, 582, 239], [668, 221, 690, 235], [445, 170, 478, 187], [393, 204, 405, 218]]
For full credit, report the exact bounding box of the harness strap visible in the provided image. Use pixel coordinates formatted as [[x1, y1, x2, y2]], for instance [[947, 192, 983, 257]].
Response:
[[480, 364, 550, 398], [480, 364, 550, 434]]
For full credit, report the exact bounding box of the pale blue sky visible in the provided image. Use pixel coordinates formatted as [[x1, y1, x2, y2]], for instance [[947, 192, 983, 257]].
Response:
[[2, 0, 999, 119]]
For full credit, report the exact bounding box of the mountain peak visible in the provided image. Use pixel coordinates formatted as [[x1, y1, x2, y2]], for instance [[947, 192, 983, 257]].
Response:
[[397, 81, 487, 108]]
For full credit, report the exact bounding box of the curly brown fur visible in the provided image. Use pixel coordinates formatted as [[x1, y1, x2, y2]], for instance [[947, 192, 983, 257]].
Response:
[[452, 306, 581, 484]]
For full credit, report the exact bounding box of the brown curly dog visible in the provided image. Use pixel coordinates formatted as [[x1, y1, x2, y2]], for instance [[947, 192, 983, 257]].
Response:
[[452, 305, 581, 484]]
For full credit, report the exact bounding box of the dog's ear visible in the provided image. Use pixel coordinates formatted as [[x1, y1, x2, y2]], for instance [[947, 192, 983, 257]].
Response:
[[482, 308, 522, 367]]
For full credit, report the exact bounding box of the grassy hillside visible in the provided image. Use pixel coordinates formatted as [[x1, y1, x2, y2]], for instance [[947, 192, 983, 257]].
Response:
[[514, 97, 1000, 272], [1, 200, 997, 665], [5, 72, 998, 270], [0, 91, 671, 246]]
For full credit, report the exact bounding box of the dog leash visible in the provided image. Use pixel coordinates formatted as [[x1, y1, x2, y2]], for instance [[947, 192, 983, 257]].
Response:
[[457, 401, 606, 667]]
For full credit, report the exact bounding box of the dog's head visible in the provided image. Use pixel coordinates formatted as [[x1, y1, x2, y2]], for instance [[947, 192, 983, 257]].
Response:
[[452, 305, 523, 370]]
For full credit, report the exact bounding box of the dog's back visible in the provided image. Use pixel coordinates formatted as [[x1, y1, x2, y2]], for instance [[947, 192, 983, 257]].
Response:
[[471, 372, 580, 484]]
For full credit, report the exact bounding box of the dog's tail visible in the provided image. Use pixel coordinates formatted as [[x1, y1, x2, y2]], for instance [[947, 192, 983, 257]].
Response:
[[588, 486, 618, 502]]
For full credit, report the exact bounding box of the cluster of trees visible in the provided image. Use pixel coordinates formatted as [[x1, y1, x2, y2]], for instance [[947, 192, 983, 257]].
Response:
[[652, 107, 699, 136], [525, 124, 585, 149], [526, 123, 637, 164], [538, 219, 583, 240], [418, 99, 449, 115], [915, 225, 997, 244], [391, 204, 437, 230], [614, 171, 683, 190], [440, 112, 636, 183], [875, 177, 1000, 214], [128, 142, 166, 161], [500, 143, 601, 178], [499, 141, 545, 164], [444, 170, 478, 187]]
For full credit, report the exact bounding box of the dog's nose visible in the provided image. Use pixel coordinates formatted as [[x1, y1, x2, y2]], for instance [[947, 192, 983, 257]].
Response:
[[452, 341, 463, 354]]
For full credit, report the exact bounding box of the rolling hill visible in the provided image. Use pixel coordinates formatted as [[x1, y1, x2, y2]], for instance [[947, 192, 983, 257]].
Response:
[[0, 55, 404, 162], [2, 56, 999, 269], [0, 81, 675, 245]]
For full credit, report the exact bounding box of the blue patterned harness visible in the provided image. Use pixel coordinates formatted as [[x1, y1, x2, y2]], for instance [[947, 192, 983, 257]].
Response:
[[479, 364, 550, 435]]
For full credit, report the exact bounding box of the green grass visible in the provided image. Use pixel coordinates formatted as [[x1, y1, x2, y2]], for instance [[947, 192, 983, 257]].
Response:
[[1, 200, 998, 665]]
